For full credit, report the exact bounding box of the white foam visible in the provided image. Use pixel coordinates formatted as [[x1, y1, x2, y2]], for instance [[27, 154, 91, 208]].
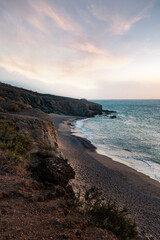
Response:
[[72, 119, 160, 183], [96, 147, 160, 182]]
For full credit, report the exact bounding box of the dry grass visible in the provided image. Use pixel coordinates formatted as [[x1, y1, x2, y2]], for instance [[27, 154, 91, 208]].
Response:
[[72, 187, 139, 240], [0, 119, 33, 174]]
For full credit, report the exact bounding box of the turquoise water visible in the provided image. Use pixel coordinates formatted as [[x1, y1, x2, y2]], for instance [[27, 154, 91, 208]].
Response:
[[74, 100, 160, 182]]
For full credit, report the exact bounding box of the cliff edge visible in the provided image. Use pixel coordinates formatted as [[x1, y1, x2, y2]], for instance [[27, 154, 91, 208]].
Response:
[[0, 82, 102, 117]]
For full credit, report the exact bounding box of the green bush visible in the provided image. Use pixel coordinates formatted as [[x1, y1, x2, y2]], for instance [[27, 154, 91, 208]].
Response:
[[72, 187, 138, 240], [0, 120, 33, 173], [40, 143, 57, 151]]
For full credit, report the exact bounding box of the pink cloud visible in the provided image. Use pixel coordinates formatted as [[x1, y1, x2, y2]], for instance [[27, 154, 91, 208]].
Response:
[[145, 48, 160, 55], [0, 57, 39, 79], [90, 0, 155, 35], [28, 0, 81, 32], [72, 40, 106, 55]]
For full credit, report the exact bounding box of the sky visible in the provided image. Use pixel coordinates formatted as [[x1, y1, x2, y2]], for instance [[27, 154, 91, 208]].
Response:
[[0, 0, 160, 99]]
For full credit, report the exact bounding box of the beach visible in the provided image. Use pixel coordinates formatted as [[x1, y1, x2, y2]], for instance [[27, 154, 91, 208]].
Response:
[[51, 113, 160, 239]]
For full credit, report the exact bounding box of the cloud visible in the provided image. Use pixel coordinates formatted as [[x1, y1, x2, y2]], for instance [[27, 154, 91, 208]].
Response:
[[90, 0, 155, 35], [91, 79, 160, 99], [27, 15, 46, 32], [0, 0, 133, 94], [1, 0, 82, 34], [105, 14, 144, 35], [72, 39, 105, 55], [0, 57, 40, 80], [28, 0, 81, 32], [0, 48, 132, 92], [59, 51, 132, 80], [1, 0, 158, 100], [0, 56, 59, 84], [144, 48, 160, 55]]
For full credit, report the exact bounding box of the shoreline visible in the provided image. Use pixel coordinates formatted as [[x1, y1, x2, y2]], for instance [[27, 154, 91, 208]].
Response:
[[73, 117, 160, 184], [51, 113, 160, 239]]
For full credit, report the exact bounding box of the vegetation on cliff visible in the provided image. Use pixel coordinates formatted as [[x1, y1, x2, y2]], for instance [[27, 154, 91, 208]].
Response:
[[73, 187, 138, 240], [0, 119, 33, 174]]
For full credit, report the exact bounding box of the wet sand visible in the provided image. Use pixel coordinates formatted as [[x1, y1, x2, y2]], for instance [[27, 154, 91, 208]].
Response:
[[51, 113, 160, 239]]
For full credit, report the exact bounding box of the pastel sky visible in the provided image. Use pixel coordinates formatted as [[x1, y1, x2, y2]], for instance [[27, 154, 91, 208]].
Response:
[[0, 0, 160, 99]]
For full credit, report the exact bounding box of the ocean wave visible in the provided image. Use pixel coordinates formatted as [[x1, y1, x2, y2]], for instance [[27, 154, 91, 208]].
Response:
[[72, 117, 160, 183], [71, 100, 160, 183]]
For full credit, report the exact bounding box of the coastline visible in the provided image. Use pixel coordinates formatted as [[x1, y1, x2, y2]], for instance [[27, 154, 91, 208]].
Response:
[[74, 115, 160, 184], [51, 113, 160, 239]]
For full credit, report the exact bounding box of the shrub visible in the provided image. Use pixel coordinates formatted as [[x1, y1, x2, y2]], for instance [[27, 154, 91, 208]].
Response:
[[7, 103, 21, 112], [38, 142, 58, 153], [0, 120, 33, 173], [0, 148, 27, 174], [72, 187, 138, 240]]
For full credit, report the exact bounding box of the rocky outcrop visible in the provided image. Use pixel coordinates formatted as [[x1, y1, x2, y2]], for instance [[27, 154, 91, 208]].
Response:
[[37, 152, 75, 187], [0, 82, 102, 117], [102, 109, 117, 115], [109, 115, 116, 119], [0, 108, 57, 147]]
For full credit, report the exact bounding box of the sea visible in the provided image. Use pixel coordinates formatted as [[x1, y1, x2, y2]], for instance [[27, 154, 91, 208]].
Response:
[[72, 100, 160, 183]]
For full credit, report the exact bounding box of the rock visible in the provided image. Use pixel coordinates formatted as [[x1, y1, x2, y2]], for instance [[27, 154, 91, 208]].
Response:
[[75, 229, 81, 237], [68, 122, 74, 127], [0, 108, 57, 146], [55, 186, 66, 197], [38, 155, 75, 187], [102, 110, 117, 115], [65, 185, 75, 199], [57, 151, 65, 160], [46, 192, 57, 200], [110, 115, 116, 119], [0, 192, 3, 199], [37, 196, 45, 202], [37, 150, 56, 158], [0, 192, 9, 199]]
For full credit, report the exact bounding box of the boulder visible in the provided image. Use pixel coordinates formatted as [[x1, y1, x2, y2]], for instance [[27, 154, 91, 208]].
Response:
[[110, 115, 117, 119], [38, 155, 75, 187]]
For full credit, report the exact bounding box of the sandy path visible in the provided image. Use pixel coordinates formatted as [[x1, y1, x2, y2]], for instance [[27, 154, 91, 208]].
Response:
[[51, 114, 160, 239]]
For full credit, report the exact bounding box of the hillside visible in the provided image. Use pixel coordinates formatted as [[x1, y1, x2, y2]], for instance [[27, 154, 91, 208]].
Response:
[[0, 82, 102, 117]]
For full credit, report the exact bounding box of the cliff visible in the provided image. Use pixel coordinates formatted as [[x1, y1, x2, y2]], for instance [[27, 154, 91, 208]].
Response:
[[0, 82, 119, 239], [0, 82, 138, 239], [0, 108, 57, 148], [0, 82, 102, 117]]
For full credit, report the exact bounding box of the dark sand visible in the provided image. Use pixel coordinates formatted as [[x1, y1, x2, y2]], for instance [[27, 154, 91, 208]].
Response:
[[51, 114, 160, 239]]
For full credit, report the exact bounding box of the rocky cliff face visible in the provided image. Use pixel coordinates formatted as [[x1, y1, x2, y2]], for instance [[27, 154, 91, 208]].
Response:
[[0, 87, 118, 239], [0, 108, 57, 148], [0, 82, 102, 117], [0, 82, 120, 239]]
